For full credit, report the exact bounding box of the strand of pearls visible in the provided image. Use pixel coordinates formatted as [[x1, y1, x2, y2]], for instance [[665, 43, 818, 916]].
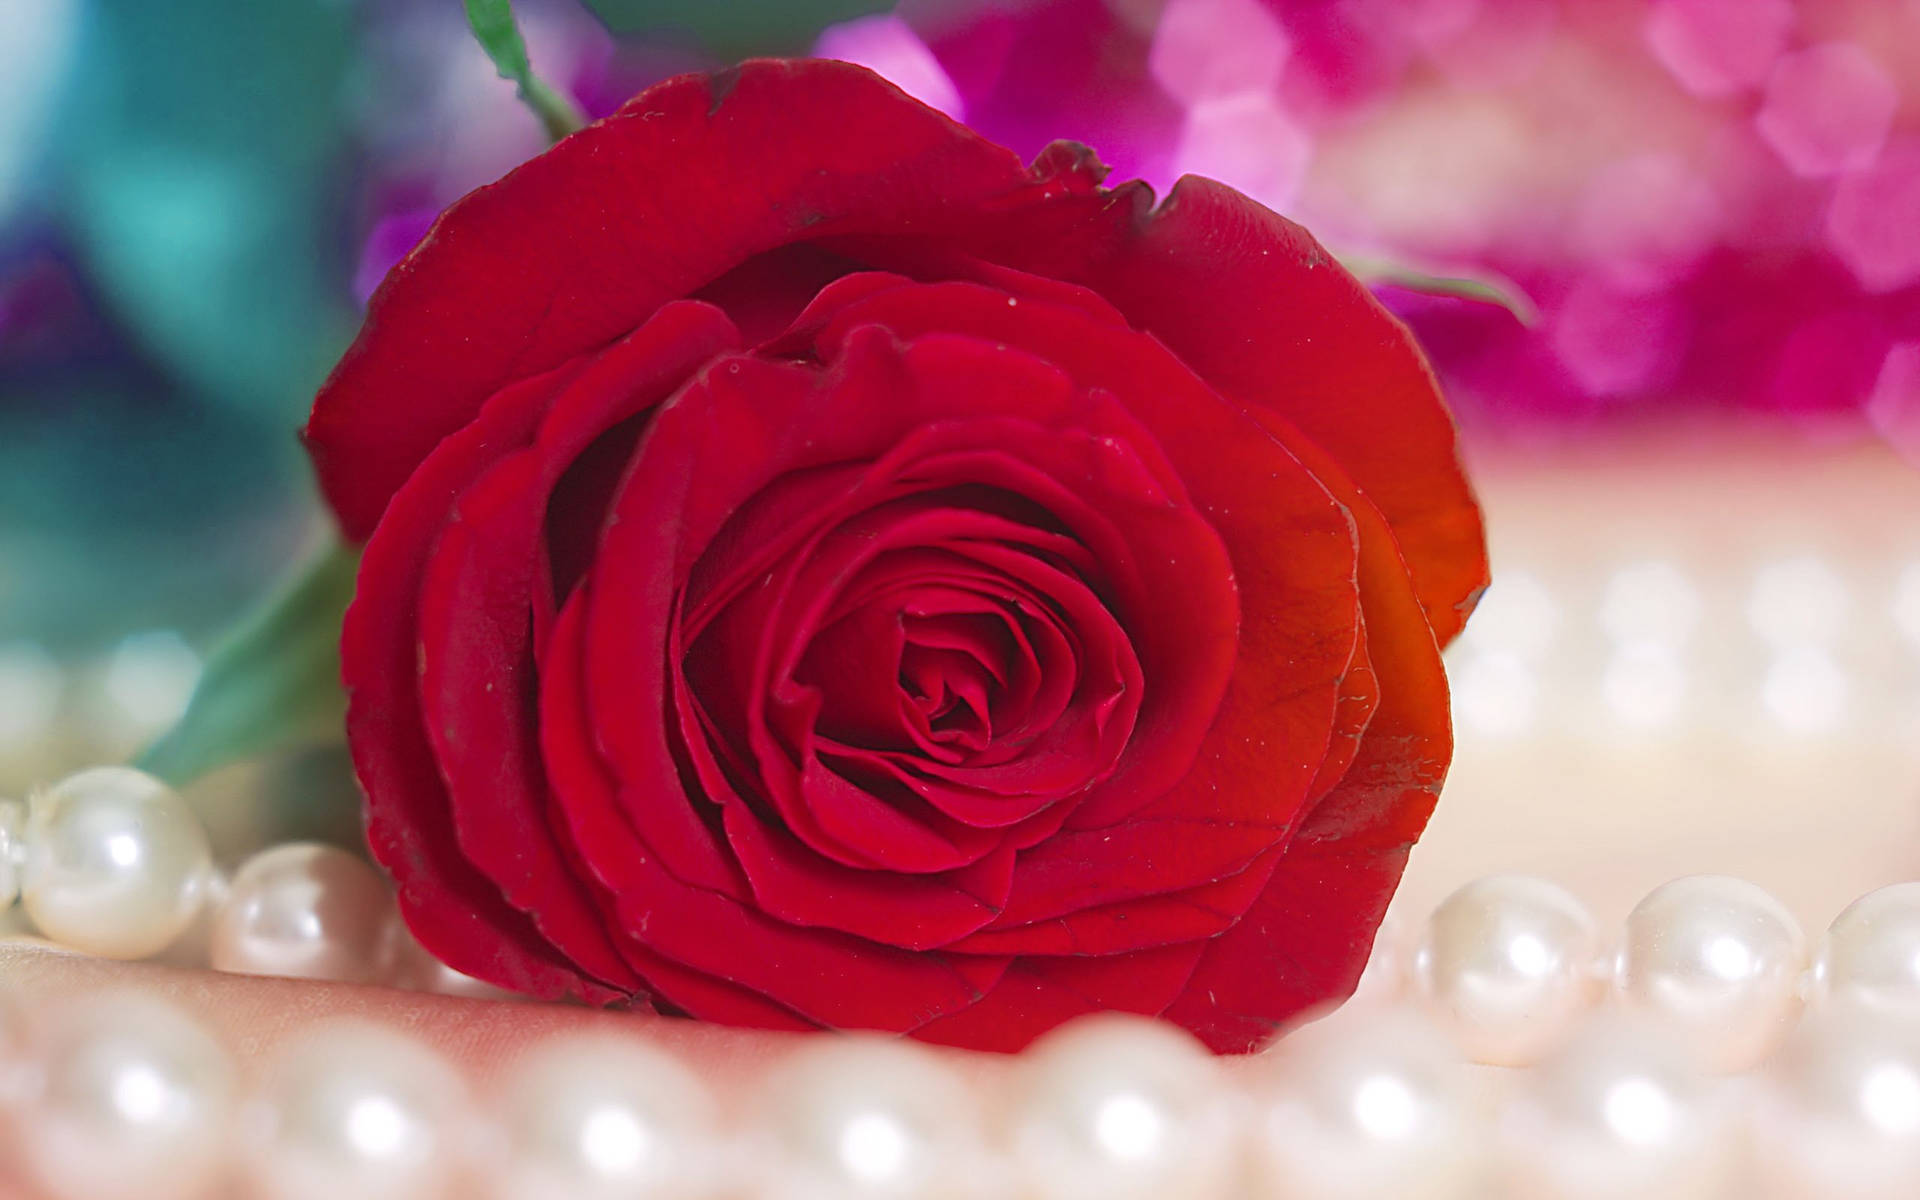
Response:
[[1395, 872, 1919, 1073], [0, 767, 503, 997], [6, 973, 1920, 1197], [4, 766, 1920, 1197]]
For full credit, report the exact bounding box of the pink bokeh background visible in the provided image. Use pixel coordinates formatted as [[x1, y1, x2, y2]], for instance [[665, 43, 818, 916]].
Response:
[[352, 0, 1920, 452]]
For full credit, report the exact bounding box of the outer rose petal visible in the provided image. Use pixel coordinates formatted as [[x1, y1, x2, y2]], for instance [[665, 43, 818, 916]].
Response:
[[1074, 177, 1487, 645], [307, 60, 1048, 540], [1163, 454, 1453, 1053], [914, 943, 1207, 1053], [850, 161, 1489, 645], [414, 303, 741, 992], [344, 356, 630, 1003]]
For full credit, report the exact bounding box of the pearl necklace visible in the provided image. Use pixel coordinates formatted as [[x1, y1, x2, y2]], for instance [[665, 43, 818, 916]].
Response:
[[5, 765, 1920, 1199]]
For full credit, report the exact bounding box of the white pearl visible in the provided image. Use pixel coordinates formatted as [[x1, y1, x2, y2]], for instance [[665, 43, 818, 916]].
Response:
[[376, 909, 518, 1000], [0, 796, 24, 906], [1008, 1014, 1238, 1200], [1755, 1003, 1920, 1199], [1501, 1014, 1739, 1200], [20, 766, 212, 958], [11, 990, 236, 1200], [1815, 883, 1920, 1015], [749, 1035, 990, 1200], [1254, 1008, 1485, 1200], [211, 843, 392, 983], [1412, 875, 1603, 1066], [247, 1020, 470, 1200], [488, 1032, 720, 1200], [1617, 875, 1806, 1071]]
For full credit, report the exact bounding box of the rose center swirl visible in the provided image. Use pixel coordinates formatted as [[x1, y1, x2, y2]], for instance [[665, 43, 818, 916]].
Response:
[[677, 480, 1145, 864]]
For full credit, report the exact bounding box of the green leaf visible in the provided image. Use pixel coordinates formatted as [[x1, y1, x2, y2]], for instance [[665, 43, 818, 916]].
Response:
[[1339, 253, 1540, 327], [463, 0, 586, 142], [580, 0, 893, 54], [136, 540, 359, 788]]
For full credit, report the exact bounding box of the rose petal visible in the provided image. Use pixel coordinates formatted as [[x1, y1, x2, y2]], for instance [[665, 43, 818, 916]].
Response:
[[344, 354, 626, 1002], [307, 61, 1044, 539], [946, 844, 1285, 956], [547, 590, 1012, 1028], [411, 305, 738, 995], [912, 943, 1206, 1053], [720, 799, 1015, 950], [1162, 465, 1452, 1053], [803, 283, 1361, 856], [958, 173, 1487, 644]]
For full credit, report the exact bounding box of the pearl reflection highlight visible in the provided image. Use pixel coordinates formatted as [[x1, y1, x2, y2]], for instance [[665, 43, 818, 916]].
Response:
[[841, 1111, 912, 1184], [1094, 1092, 1163, 1161], [1617, 875, 1807, 1071], [490, 1033, 717, 1200], [1256, 1009, 1483, 1200], [1414, 875, 1603, 1065], [13, 992, 236, 1200], [1011, 1015, 1234, 1200], [22, 766, 212, 959], [1758, 1005, 1920, 1199], [1501, 1015, 1735, 1200], [247, 1021, 468, 1200], [210, 843, 392, 983], [750, 1035, 983, 1200]]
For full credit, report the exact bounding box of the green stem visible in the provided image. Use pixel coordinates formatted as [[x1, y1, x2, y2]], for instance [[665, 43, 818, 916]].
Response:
[[463, 0, 586, 144], [135, 540, 359, 787], [522, 76, 587, 143], [1339, 252, 1540, 328]]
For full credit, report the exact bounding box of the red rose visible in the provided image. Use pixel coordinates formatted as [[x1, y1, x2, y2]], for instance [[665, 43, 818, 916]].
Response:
[[305, 59, 1486, 1053]]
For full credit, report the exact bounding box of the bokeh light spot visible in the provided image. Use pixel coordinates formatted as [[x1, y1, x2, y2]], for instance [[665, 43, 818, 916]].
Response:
[[1148, 0, 1291, 107], [1756, 43, 1898, 178], [1760, 645, 1848, 734], [1172, 92, 1312, 214], [1603, 642, 1689, 729], [1550, 279, 1687, 397], [815, 14, 964, 120], [1826, 138, 1920, 293], [1645, 0, 1793, 98], [1749, 556, 1849, 646], [1600, 562, 1700, 646], [1452, 649, 1539, 738], [1868, 343, 1920, 464], [1574, 154, 1721, 288]]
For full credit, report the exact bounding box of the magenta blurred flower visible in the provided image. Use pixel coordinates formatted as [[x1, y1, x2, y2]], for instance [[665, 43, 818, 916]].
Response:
[[1826, 136, 1920, 294], [1645, 0, 1795, 98], [1869, 342, 1920, 463], [868, 0, 1920, 445], [1758, 42, 1899, 177]]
